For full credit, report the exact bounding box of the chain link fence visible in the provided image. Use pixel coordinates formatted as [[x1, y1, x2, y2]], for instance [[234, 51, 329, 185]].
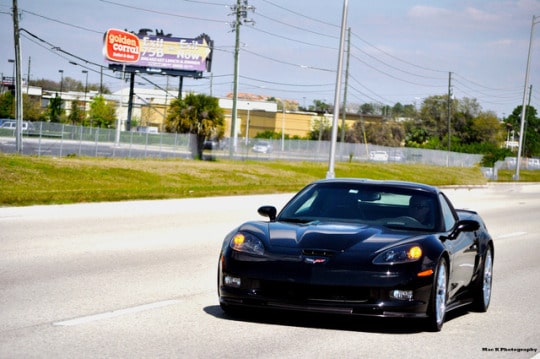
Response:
[[1, 121, 483, 167]]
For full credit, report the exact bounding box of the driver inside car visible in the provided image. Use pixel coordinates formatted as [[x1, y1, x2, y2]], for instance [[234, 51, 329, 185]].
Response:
[[409, 195, 434, 227]]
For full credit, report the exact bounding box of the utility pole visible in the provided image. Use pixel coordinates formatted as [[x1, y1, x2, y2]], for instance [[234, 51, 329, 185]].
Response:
[[339, 27, 351, 146], [521, 84, 533, 158], [327, 0, 348, 179], [447, 71, 452, 166], [228, 0, 254, 157], [26, 56, 30, 94], [515, 15, 539, 181], [12, 0, 23, 153]]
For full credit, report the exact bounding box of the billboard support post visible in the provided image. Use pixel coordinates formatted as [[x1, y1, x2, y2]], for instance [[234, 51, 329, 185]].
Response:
[[126, 73, 135, 131], [178, 76, 183, 100]]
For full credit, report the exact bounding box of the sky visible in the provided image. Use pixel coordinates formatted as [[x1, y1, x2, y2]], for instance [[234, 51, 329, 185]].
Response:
[[1, 0, 540, 118]]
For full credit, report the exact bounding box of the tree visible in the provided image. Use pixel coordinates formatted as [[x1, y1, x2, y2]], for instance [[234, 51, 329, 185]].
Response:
[[505, 105, 540, 157], [308, 115, 332, 141], [22, 94, 45, 121], [417, 95, 453, 142], [88, 95, 116, 128], [0, 92, 43, 121], [401, 104, 417, 118], [359, 103, 375, 115], [30, 78, 111, 94], [165, 93, 225, 160], [351, 120, 405, 146], [68, 99, 85, 125], [0, 91, 14, 118], [470, 111, 503, 146], [309, 100, 330, 114], [47, 95, 64, 122]]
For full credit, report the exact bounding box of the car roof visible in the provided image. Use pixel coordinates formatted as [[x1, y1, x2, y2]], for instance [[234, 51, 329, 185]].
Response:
[[311, 178, 440, 195]]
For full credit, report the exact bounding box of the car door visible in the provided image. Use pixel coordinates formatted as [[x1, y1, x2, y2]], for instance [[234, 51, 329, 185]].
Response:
[[439, 194, 477, 297]]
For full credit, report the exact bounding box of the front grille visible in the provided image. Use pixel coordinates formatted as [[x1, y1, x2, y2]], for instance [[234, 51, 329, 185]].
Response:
[[302, 249, 336, 257], [257, 280, 372, 303]]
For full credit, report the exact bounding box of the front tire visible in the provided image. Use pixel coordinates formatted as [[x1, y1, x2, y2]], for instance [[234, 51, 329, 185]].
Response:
[[472, 246, 493, 312], [426, 258, 448, 332]]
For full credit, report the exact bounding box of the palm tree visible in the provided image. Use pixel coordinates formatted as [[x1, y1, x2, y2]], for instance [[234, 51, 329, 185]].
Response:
[[166, 93, 225, 159]]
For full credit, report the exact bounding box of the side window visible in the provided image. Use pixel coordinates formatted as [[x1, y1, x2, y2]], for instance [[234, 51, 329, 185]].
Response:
[[439, 194, 457, 231]]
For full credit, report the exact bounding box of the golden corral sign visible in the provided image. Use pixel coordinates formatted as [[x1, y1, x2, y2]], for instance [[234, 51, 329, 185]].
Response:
[[103, 29, 212, 72]]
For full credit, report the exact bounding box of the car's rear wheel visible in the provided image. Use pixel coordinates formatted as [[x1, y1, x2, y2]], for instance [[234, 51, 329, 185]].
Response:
[[472, 246, 493, 312], [426, 258, 448, 332]]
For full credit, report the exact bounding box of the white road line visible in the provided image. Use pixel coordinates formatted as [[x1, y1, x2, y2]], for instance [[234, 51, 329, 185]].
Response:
[[53, 299, 180, 326], [496, 232, 527, 239]]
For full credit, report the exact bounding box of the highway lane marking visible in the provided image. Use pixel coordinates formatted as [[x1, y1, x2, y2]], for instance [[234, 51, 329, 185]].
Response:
[[496, 232, 527, 239], [53, 299, 180, 326]]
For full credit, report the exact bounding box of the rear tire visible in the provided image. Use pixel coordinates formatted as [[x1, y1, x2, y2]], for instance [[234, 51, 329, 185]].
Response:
[[426, 258, 448, 332], [472, 246, 493, 312]]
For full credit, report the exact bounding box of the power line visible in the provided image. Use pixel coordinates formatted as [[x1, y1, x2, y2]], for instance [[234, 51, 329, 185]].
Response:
[[246, 26, 336, 49], [98, 0, 227, 23], [261, 0, 339, 28], [240, 75, 333, 87], [242, 48, 334, 72], [21, 10, 102, 34]]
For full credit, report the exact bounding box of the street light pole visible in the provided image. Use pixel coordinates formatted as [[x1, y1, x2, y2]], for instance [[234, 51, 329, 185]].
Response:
[[82, 70, 88, 101], [7, 59, 15, 117], [8, 59, 15, 84], [514, 15, 539, 181], [58, 69, 64, 96], [82, 70, 88, 122]]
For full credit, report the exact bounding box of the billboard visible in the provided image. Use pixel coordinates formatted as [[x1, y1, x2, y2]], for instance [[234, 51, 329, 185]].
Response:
[[103, 29, 213, 74]]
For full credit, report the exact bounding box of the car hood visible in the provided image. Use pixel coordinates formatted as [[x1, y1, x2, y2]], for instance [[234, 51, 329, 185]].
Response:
[[239, 220, 421, 253]]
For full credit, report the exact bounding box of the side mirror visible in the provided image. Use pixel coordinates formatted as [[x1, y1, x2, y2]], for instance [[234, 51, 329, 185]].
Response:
[[258, 206, 277, 221], [444, 219, 480, 240]]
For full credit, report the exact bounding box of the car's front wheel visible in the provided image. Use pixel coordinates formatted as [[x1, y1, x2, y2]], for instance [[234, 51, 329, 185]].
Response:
[[426, 258, 448, 332], [472, 246, 493, 312]]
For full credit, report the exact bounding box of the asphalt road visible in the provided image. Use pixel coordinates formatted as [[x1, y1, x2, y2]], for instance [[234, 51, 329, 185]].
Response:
[[0, 183, 539, 359]]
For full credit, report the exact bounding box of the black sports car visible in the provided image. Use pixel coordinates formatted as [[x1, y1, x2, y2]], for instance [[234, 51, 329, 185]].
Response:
[[218, 179, 494, 331]]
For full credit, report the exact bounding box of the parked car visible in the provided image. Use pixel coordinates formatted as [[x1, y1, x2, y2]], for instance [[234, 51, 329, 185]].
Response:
[[0, 120, 34, 131], [135, 126, 159, 134], [389, 150, 405, 162], [252, 141, 273, 153], [527, 158, 540, 169], [505, 157, 517, 169], [218, 178, 494, 331], [203, 140, 219, 150], [0, 118, 13, 127], [369, 150, 388, 162]]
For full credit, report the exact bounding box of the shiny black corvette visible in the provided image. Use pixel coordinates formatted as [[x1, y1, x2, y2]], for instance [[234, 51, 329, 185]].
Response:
[[218, 179, 494, 331]]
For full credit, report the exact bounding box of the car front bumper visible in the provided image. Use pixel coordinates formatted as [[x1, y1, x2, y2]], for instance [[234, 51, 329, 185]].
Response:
[[218, 254, 434, 318]]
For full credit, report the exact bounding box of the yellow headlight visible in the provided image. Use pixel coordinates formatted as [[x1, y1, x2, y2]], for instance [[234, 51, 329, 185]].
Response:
[[232, 233, 245, 246], [407, 246, 422, 260]]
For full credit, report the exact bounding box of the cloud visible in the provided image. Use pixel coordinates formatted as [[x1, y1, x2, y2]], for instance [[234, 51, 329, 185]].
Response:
[[408, 5, 500, 25], [517, 0, 540, 12], [408, 5, 453, 19], [463, 7, 500, 23]]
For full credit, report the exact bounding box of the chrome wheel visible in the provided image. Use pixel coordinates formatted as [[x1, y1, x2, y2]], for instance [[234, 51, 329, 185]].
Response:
[[434, 261, 447, 326], [426, 258, 448, 332], [473, 247, 493, 312], [482, 248, 493, 307]]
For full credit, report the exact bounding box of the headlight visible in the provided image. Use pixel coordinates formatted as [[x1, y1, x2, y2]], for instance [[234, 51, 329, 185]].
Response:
[[230, 232, 265, 256], [373, 244, 422, 265]]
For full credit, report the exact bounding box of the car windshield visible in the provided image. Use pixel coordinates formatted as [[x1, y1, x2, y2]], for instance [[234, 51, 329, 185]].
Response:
[[278, 182, 437, 231]]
